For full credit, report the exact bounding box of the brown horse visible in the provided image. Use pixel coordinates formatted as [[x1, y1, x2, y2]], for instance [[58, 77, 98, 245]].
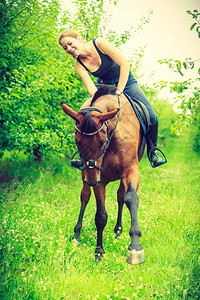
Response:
[[61, 85, 145, 264]]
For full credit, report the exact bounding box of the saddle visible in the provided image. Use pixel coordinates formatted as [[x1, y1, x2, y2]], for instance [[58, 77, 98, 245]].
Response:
[[124, 93, 150, 159]]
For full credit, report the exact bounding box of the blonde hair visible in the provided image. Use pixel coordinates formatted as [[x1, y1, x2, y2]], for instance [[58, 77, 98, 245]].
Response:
[[58, 29, 86, 45]]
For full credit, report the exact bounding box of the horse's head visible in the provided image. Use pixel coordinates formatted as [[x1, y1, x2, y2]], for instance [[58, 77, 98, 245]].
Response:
[[61, 102, 119, 187]]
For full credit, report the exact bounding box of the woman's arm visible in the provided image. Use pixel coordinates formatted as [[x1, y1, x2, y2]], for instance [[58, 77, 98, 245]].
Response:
[[96, 38, 130, 94], [75, 60, 97, 97]]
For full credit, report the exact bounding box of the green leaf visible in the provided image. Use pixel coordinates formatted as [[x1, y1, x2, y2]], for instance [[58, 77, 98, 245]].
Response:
[[183, 62, 187, 69], [11, 93, 20, 99], [186, 10, 193, 15], [196, 26, 200, 33], [190, 22, 197, 31], [175, 60, 184, 76], [185, 58, 194, 69], [198, 68, 200, 75]]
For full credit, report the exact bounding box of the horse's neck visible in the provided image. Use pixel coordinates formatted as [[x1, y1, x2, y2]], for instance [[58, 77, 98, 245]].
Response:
[[94, 97, 120, 112]]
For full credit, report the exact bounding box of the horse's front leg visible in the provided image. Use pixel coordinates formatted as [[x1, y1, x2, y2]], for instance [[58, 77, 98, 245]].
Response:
[[93, 183, 107, 262], [114, 181, 125, 237], [123, 168, 145, 265], [74, 182, 91, 243]]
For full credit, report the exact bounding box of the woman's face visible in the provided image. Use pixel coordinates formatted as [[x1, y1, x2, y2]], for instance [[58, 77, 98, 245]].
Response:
[[60, 36, 82, 58]]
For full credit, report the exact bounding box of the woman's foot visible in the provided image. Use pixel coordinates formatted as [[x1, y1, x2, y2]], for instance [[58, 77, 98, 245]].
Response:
[[150, 150, 164, 167], [69, 158, 84, 170]]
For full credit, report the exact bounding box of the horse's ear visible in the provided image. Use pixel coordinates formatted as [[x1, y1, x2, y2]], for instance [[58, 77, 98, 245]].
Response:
[[61, 102, 80, 122], [99, 108, 119, 122]]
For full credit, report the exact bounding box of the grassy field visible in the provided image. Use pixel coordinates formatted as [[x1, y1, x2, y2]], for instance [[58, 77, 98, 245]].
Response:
[[0, 137, 199, 300]]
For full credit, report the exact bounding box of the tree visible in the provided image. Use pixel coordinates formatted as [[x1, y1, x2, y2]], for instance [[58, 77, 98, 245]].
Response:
[[0, 0, 87, 159], [155, 9, 200, 154]]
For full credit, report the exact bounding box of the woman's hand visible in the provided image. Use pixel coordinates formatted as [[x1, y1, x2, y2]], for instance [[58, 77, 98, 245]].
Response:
[[116, 89, 122, 96]]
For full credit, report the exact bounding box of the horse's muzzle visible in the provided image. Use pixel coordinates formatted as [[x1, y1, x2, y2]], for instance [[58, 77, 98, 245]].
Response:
[[83, 162, 102, 187], [84, 179, 101, 187], [83, 169, 101, 187]]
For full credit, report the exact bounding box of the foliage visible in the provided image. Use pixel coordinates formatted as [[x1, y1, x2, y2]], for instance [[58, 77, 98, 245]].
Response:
[[0, 0, 90, 160], [158, 57, 200, 77], [140, 84, 177, 146], [155, 9, 200, 155], [70, 0, 107, 40], [187, 9, 200, 38], [189, 87, 200, 153], [158, 10, 200, 77]]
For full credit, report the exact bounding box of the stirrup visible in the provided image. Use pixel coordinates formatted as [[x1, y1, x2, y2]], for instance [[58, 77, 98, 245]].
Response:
[[149, 147, 167, 168]]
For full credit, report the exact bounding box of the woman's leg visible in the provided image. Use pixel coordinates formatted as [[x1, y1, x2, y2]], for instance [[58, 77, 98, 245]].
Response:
[[124, 82, 166, 168], [124, 82, 157, 125]]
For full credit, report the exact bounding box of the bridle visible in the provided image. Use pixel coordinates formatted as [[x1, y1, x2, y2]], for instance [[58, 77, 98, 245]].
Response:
[[71, 96, 121, 171]]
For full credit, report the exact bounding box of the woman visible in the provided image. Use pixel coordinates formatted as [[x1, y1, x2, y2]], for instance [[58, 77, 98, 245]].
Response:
[[59, 29, 165, 168]]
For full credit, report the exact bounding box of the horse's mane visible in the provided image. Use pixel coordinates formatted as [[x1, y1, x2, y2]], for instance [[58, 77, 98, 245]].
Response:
[[79, 110, 97, 134], [79, 85, 117, 134], [90, 85, 117, 106]]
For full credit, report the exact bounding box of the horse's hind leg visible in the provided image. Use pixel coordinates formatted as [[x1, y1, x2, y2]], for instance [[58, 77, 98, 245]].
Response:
[[123, 171, 145, 265], [74, 183, 91, 243], [114, 181, 125, 238]]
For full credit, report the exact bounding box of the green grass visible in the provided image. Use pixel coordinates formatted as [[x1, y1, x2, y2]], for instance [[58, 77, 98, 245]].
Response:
[[0, 137, 199, 300]]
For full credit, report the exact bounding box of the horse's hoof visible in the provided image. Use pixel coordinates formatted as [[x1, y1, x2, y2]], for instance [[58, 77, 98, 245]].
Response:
[[115, 230, 122, 238], [95, 252, 103, 263], [126, 249, 145, 265], [72, 238, 80, 248]]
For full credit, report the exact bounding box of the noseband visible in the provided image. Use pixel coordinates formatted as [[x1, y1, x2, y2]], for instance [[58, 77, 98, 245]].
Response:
[[73, 98, 121, 171]]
